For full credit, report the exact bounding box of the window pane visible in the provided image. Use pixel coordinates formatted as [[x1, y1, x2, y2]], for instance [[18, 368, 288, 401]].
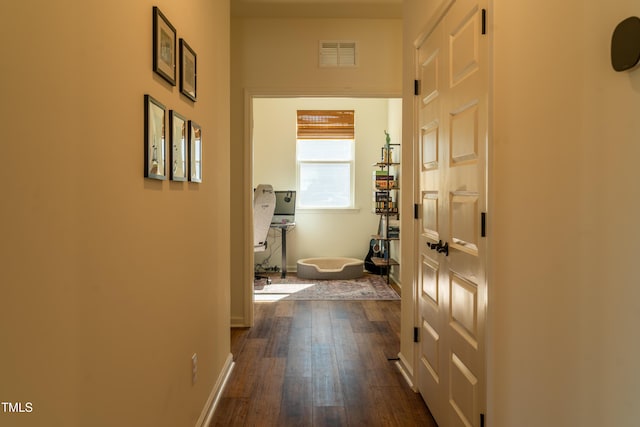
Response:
[[299, 163, 351, 207], [297, 139, 353, 161]]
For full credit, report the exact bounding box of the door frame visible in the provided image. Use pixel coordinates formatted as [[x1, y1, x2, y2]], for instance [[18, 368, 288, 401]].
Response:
[[240, 88, 403, 327]]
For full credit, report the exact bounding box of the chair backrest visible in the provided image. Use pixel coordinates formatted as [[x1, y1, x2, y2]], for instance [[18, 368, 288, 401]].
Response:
[[253, 184, 276, 252]]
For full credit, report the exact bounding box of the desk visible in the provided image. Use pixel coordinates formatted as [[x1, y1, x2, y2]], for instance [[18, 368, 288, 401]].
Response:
[[270, 222, 295, 278]]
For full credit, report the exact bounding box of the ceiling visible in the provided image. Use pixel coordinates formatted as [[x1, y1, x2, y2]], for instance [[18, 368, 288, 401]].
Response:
[[230, 0, 402, 19]]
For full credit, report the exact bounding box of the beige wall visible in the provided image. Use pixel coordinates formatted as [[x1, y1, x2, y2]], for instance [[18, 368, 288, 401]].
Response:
[[0, 1, 230, 426], [402, 0, 640, 425], [231, 17, 402, 325], [491, 2, 640, 425], [252, 97, 399, 270]]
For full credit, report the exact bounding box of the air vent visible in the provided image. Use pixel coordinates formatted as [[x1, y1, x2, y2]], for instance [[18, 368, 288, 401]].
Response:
[[319, 40, 358, 67]]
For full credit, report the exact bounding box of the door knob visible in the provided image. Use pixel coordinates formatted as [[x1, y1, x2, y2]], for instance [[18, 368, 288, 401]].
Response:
[[426, 240, 449, 256], [426, 240, 442, 250], [437, 241, 449, 256]]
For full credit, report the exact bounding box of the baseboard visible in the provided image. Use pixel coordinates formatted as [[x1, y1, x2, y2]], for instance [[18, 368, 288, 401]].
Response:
[[396, 351, 417, 392], [195, 353, 235, 427], [388, 276, 402, 297], [231, 316, 249, 328]]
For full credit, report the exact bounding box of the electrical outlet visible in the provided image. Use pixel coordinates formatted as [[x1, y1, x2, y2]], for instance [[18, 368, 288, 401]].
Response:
[[191, 353, 198, 384]]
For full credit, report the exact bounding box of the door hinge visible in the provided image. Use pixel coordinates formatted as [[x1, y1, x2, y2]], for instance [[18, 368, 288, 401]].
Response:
[[414, 79, 421, 96], [481, 413, 485, 427], [481, 212, 487, 237], [414, 203, 420, 219], [481, 9, 487, 35], [413, 327, 420, 343]]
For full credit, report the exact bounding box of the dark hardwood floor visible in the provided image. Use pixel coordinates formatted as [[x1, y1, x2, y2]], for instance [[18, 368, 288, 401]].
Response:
[[210, 300, 437, 426]]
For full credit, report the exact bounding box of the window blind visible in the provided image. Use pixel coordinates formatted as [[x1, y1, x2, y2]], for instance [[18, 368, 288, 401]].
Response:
[[296, 110, 354, 140]]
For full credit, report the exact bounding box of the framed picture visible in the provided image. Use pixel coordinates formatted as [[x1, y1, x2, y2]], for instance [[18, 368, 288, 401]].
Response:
[[170, 111, 188, 181], [188, 121, 202, 183], [180, 39, 197, 101], [144, 95, 166, 180], [153, 7, 176, 85]]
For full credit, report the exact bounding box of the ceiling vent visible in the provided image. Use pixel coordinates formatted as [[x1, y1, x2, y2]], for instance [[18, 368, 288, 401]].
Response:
[[319, 41, 358, 67]]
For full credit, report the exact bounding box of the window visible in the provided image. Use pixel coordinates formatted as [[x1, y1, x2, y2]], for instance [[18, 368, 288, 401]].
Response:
[[296, 110, 355, 208]]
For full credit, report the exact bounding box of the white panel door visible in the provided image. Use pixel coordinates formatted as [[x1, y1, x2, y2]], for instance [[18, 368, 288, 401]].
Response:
[[416, 0, 488, 425], [416, 14, 447, 423]]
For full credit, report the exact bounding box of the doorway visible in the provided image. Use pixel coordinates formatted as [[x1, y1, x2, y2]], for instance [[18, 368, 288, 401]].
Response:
[[249, 96, 402, 305]]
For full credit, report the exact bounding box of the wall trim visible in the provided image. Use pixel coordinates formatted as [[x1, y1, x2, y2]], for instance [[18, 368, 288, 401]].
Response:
[[396, 351, 417, 392], [246, 88, 402, 99], [230, 317, 250, 328], [242, 87, 403, 337], [243, 89, 255, 329], [195, 353, 235, 427]]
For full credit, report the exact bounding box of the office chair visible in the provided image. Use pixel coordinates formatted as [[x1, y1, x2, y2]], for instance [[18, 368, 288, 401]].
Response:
[[253, 184, 275, 283]]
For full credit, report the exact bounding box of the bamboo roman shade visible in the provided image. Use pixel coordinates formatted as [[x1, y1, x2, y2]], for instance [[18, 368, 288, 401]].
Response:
[[296, 110, 354, 139]]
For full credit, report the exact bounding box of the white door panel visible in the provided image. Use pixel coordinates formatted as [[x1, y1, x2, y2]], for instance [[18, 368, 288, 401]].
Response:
[[417, 14, 448, 423]]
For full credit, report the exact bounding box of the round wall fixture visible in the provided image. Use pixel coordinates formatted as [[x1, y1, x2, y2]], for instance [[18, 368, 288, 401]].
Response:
[[611, 16, 640, 72]]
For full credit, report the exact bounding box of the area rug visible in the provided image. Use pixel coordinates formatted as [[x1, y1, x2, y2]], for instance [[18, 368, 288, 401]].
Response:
[[254, 273, 399, 301]]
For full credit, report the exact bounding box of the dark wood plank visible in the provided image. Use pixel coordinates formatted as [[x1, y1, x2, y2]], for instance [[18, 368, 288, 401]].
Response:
[[274, 299, 294, 317], [264, 315, 292, 358], [224, 338, 267, 398], [313, 406, 348, 427], [230, 327, 250, 359], [209, 398, 249, 427], [362, 299, 386, 322], [330, 316, 361, 363], [277, 376, 313, 426], [346, 301, 378, 334], [247, 302, 276, 339], [291, 300, 312, 329], [379, 301, 402, 336], [373, 385, 438, 427], [338, 359, 378, 426], [208, 299, 437, 427], [242, 357, 286, 426], [285, 325, 312, 378], [372, 320, 401, 360], [311, 301, 334, 345], [312, 343, 344, 407]]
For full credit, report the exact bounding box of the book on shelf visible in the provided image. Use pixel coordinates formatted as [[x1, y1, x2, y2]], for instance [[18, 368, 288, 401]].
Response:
[[375, 191, 390, 201], [375, 180, 398, 189]]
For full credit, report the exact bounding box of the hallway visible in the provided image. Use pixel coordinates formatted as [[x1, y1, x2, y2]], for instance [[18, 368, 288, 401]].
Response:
[[210, 300, 436, 426]]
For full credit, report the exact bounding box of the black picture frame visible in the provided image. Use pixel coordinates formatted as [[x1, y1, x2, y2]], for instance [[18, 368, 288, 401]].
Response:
[[180, 39, 197, 101], [188, 121, 202, 183], [152, 7, 176, 86], [144, 95, 167, 180], [170, 111, 188, 181]]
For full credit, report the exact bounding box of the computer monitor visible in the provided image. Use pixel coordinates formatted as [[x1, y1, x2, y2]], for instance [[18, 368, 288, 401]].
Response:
[[272, 191, 296, 224]]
